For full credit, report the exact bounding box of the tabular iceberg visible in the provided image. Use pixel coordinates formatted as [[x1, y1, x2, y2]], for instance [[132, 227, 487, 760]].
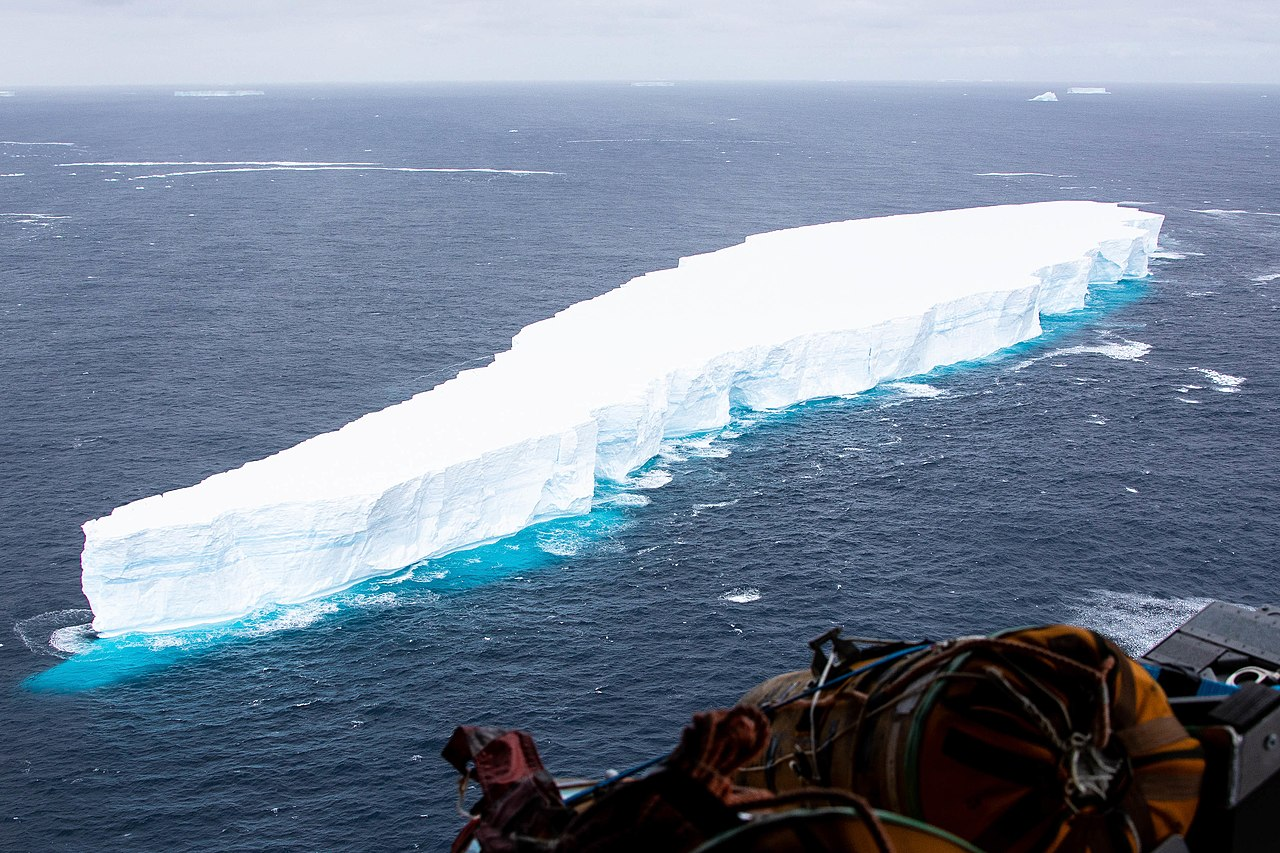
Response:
[[81, 201, 1163, 637]]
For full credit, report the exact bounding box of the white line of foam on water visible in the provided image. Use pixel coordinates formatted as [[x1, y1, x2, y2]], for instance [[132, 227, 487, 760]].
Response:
[[60, 160, 380, 167], [124, 165, 560, 180]]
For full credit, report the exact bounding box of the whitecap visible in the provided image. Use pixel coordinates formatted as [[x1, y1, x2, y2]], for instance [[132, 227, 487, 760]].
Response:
[[1066, 590, 1213, 656], [661, 433, 731, 462], [604, 493, 651, 508], [59, 160, 559, 179], [1191, 367, 1245, 392], [1190, 208, 1280, 217], [1185, 291, 1215, 298], [62, 160, 379, 167], [1252, 273, 1280, 283], [627, 468, 673, 490], [0, 172, 23, 178], [974, 172, 1054, 177], [173, 90, 264, 97], [126, 165, 559, 180], [144, 633, 190, 650], [1150, 251, 1188, 260], [243, 601, 340, 637], [1013, 338, 1151, 371], [721, 587, 761, 604], [13, 609, 95, 658], [884, 381, 945, 399], [692, 499, 739, 516], [0, 140, 75, 146], [49, 623, 97, 657], [1086, 413, 1107, 425], [536, 529, 585, 557], [341, 592, 400, 609]]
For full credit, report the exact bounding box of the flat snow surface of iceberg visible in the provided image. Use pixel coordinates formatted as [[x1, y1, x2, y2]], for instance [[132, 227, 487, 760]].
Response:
[[81, 201, 1163, 636]]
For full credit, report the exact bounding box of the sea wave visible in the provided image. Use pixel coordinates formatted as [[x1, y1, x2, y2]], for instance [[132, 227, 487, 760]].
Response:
[[60, 160, 380, 167], [1191, 367, 1245, 392], [13, 609, 96, 659], [1013, 337, 1151, 370], [58, 161, 560, 179], [128, 166, 559, 180], [692, 499, 739, 516], [1191, 208, 1280, 217], [883, 381, 946, 399]]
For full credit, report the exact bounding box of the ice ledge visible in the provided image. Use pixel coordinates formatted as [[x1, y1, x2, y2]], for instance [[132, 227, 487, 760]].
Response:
[[81, 201, 1164, 636]]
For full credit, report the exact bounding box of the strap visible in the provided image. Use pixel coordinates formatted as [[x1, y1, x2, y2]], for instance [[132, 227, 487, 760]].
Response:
[[1114, 716, 1193, 757], [736, 789, 898, 853]]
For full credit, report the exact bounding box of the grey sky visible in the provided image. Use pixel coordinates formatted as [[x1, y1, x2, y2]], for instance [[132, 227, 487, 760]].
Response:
[[2, 0, 1277, 87]]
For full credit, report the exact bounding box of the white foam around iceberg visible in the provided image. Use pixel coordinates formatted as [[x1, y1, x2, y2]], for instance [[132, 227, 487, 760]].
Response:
[[81, 201, 1164, 636]]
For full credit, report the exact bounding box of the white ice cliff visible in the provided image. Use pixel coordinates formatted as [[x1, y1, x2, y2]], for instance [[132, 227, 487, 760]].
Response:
[[81, 201, 1164, 636]]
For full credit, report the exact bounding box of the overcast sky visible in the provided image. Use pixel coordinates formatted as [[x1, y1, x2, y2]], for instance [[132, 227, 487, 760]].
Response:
[[2, 0, 1277, 87]]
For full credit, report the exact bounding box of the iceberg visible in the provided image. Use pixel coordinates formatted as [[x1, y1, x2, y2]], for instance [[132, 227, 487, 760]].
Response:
[[1029, 92, 1059, 102], [173, 90, 265, 97], [1068, 87, 1111, 95], [81, 201, 1164, 637]]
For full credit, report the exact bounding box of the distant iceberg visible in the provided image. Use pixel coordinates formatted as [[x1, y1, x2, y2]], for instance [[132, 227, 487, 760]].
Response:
[[81, 202, 1164, 637], [1029, 92, 1058, 102], [173, 90, 265, 98], [1068, 87, 1111, 95]]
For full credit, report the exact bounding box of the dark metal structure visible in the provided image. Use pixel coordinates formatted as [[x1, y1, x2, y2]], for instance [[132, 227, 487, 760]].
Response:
[[1143, 602, 1280, 852]]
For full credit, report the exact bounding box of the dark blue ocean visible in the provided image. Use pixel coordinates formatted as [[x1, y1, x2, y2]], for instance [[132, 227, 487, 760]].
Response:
[[2, 83, 1277, 851]]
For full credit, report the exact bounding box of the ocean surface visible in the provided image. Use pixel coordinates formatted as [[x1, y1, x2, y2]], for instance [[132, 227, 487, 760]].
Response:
[[2, 83, 1277, 851]]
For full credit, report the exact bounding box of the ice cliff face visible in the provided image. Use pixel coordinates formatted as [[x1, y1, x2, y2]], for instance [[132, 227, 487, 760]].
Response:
[[81, 201, 1164, 636]]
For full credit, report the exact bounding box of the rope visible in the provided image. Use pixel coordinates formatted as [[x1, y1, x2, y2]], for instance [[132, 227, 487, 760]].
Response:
[[763, 644, 930, 712], [562, 754, 667, 806], [808, 647, 838, 783], [562, 643, 931, 806]]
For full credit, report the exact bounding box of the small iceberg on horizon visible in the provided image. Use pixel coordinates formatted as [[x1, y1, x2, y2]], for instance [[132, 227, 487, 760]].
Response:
[[1068, 87, 1111, 95], [1029, 92, 1059, 102], [174, 90, 265, 98]]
